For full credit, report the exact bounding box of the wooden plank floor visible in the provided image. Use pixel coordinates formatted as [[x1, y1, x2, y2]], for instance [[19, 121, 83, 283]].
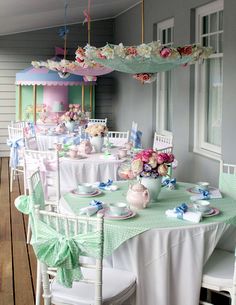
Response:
[[0, 157, 36, 305]]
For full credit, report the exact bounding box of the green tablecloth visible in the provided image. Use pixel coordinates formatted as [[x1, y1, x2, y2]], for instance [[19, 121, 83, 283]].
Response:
[[62, 182, 236, 256]]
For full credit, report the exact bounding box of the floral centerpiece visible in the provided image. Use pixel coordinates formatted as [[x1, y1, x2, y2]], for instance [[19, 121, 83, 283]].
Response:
[[131, 148, 175, 178], [60, 104, 88, 131], [131, 148, 175, 202], [85, 124, 108, 137], [85, 123, 108, 153]]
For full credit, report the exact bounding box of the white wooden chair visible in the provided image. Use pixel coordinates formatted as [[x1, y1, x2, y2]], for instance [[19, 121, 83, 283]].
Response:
[[24, 149, 61, 209], [153, 132, 173, 152], [88, 118, 107, 126], [200, 161, 236, 305], [25, 135, 39, 150], [107, 131, 130, 147], [33, 208, 136, 305], [7, 125, 26, 193]]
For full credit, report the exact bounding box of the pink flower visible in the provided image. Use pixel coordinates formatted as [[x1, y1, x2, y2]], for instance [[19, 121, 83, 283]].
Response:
[[178, 45, 192, 56], [167, 153, 175, 163], [160, 47, 172, 58], [126, 47, 138, 57], [158, 164, 168, 176], [148, 156, 158, 168], [98, 52, 106, 59], [131, 159, 143, 176]]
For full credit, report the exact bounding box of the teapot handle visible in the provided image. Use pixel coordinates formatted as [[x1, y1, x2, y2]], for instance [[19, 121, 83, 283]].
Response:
[[143, 189, 150, 206]]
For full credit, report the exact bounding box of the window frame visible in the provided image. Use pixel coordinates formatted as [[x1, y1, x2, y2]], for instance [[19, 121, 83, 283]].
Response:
[[156, 18, 174, 136], [194, 0, 223, 160]]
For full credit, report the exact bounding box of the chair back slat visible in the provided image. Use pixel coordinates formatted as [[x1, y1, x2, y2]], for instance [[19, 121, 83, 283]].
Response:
[[219, 160, 236, 200], [88, 118, 107, 126], [153, 132, 173, 151], [107, 131, 130, 146]]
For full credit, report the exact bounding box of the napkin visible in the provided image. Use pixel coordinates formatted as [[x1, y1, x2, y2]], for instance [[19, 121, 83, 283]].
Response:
[[79, 200, 108, 216], [190, 188, 222, 201], [165, 203, 202, 223]]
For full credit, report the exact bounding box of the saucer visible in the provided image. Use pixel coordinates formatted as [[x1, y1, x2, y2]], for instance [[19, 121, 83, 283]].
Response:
[[71, 188, 102, 197], [202, 207, 220, 218], [186, 186, 216, 194], [98, 208, 136, 220]]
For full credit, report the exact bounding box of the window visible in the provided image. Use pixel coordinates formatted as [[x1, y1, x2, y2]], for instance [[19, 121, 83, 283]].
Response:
[[156, 18, 174, 135], [194, 0, 223, 159]]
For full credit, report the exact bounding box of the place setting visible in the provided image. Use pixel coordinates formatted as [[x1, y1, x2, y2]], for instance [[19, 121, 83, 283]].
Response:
[[186, 181, 222, 200], [97, 202, 136, 220], [71, 183, 102, 197]]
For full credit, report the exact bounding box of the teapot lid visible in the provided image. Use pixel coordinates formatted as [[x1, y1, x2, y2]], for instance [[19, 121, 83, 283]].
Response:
[[131, 182, 147, 192]]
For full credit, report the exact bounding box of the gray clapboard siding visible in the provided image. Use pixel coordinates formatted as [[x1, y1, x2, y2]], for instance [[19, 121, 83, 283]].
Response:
[[0, 19, 114, 156]]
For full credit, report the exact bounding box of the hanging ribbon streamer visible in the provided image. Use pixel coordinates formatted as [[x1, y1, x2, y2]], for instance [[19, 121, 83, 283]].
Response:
[[58, 0, 69, 40]]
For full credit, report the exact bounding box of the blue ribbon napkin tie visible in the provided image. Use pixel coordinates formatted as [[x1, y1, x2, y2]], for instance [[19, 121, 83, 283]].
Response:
[[198, 189, 210, 200], [90, 200, 103, 211], [98, 179, 113, 190], [174, 203, 188, 219], [162, 178, 176, 189]]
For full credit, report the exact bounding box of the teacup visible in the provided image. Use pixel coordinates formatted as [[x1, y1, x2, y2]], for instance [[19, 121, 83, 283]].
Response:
[[109, 202, 127, 216], [68, 149, 78, 158], [118, 148, 128, 159], [78, 183, 93, 194], [53, 143, 62, 151], [193, 200, 211, 213], [197, 181, 210, 192]]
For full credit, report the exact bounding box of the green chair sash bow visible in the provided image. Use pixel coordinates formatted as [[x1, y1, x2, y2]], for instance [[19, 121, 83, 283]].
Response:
[[15, 194, 102, 288]]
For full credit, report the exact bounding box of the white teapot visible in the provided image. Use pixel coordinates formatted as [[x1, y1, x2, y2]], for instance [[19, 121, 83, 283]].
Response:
[[126, 182, 150, 210], [77, 140, 93, 154]]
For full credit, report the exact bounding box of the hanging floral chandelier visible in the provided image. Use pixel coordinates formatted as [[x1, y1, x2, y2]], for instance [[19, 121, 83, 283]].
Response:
[[81, 42, 212, 83], [31, 0, 113, 81]]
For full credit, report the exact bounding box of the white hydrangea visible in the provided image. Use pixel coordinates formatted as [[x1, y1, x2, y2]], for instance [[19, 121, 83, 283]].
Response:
[[114, 43, 126, 58], [137, 44, 152, 58], [101, 45, 114, 59]]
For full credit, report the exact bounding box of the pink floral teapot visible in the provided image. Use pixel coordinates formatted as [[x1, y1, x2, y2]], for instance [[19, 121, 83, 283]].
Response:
[[126, 182, 150, 210], [77, 140, 93, 154]]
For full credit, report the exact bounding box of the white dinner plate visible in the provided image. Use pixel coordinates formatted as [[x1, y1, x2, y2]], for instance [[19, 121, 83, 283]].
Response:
[[71, 188, 102, 197], [98, 208, 136, 220]]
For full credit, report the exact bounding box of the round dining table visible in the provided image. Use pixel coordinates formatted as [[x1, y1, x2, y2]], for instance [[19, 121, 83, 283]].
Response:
[[59, 148, 124, 193], [59, 181, 236, 305]]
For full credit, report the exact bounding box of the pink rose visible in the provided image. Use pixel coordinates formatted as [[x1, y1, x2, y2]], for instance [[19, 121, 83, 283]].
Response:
[[167, 153, 175, 163], [158, 164, 168, 176], [148, 156, 157, 168], [131, 159, 143, 176], [178, 46, 192, 56], [126, 47, 138, 57], [160, 47, 172, 58]]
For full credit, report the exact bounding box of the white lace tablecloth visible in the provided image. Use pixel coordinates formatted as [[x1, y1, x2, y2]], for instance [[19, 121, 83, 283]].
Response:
[[59, 149, 124, 192]]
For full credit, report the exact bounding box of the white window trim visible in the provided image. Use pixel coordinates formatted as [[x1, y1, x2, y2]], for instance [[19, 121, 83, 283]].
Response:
[[156, 18, 174, 136], [194, 0, 223, 161]]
